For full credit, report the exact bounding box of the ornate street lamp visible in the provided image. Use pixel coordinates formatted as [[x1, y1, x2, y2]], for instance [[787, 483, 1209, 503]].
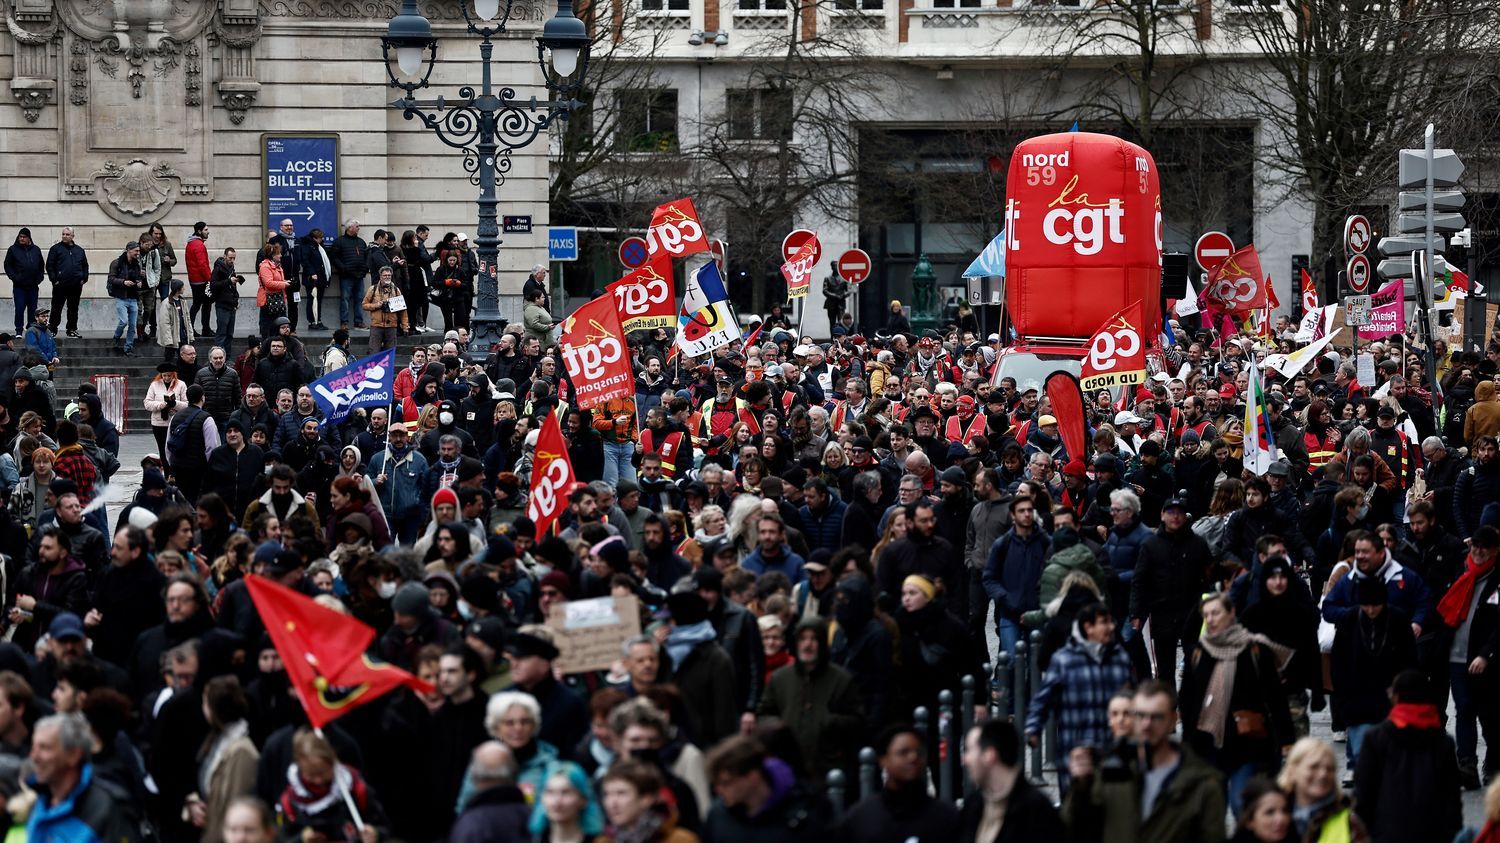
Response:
[[382, 0, 590, 358]]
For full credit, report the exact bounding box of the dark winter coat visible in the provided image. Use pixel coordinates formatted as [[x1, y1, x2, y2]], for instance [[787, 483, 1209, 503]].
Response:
[[798, 497, 849, 556], [894, 601, 984, 720], [4, 232, 43, 289], [194, 363, 241, 423], [983, 526, 1051, 620], [1179, 631, 1297, 770], [88, 556, 167, 670], [1352, 715, 1463, 843], [758, 618, 865, 783], [1454, 457, 1500, 539], [329, 233, 368, 282], [956, 775, 1064, 843], [667, 635, 739, 747], [448, 784, 531, 843], [839, 782, 961, 843], [45, 240, 89, 286], [710, 598, 765, 713], [877, 532, 962, 605], [209, 442, 265, 519], [1129, 525, 1213, 621]]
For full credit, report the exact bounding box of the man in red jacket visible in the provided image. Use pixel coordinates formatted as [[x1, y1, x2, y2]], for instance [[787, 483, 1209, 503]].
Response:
[[184, 221, 212, 338]]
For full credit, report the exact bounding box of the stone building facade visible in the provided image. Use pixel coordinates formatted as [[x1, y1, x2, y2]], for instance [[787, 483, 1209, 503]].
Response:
[[0, 0, 552, 332]]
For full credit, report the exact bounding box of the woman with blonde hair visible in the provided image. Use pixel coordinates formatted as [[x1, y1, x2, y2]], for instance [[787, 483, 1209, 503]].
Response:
[[143, 360, 187, 461], [1276, 737, 1368, 842], [692, 505, 727, 544], [724, 494, 764, 561]]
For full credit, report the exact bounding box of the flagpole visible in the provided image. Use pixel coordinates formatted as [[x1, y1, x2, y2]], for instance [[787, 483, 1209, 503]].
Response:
[[313, 726, 367, 832]]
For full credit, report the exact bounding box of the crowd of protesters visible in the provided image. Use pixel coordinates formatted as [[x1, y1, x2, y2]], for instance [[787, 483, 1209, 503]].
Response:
[[6, 220, 1500, 842]]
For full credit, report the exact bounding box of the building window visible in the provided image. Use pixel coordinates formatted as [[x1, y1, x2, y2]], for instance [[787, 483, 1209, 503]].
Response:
[[642, 0, 689, 10], [616, 89, 679, 152], [834, 0, 884, 10], [931, 0, 981, 7], [727, 89, 793, 141], [738, 0, 787, 9]]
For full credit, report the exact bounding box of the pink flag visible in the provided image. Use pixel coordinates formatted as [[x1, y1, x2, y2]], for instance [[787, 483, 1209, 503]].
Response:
[[1357, 279, 1405, 340]]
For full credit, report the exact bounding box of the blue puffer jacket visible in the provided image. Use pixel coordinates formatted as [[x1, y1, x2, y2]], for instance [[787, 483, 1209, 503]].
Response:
[[368, 446, 430, 520], [1103, 518, 1152, 585], [798, 497, 848, 555]]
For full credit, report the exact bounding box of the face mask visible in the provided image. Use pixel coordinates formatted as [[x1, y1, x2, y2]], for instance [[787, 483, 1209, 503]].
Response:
[[439, 412, 455, 426], [1357, 504, 1370, 520], [377, 581, 397, 599], [457, 599, 474, 621], [264, 465, 274, 475]]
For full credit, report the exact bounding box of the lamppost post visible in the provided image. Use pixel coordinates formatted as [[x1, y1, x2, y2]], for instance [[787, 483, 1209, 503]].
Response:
[[382, 0, 589, 360]]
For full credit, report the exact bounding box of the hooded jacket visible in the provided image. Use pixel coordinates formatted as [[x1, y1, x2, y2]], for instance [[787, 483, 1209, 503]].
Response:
[[1465, 379, 1500, 445], [4, 229, 43, 289], [829, 576, 893, 727], [984, 525, 1051, 620], [80, 394, 120, 457], [1322, 552, 1434, 629], [757, 617, 864, 783]]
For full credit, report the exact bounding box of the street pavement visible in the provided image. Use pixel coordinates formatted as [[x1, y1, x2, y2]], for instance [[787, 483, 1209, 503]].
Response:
[[99, 432, 164, 535]]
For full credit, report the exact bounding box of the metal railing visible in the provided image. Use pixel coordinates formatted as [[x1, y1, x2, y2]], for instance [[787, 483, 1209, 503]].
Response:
[[823, 632, 1059, 816]]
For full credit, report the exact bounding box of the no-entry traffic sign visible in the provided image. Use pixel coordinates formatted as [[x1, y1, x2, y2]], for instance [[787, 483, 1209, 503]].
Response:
[[1347, 254, 1372, 293], [836, 248, 872, 285], [619, 236, 649, 269], [1195, 232, 1234, 273], [783, 229, 821, 265]]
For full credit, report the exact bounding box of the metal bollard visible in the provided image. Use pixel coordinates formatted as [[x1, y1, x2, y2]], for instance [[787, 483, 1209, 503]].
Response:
[[961, 674, 977, 793], [1012, 640, 1028, 728], [826, 769, 846, 815], [991, 653, 1011, 718], [1028, 630, 1044, 780], [938, 689, 956, 802], [858, 747, 879, 801], [914, 705, 930, 737]]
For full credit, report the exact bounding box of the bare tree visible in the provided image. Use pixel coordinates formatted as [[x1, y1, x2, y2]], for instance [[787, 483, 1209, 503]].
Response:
[[1218, 0, 1500, 270], [686, 0, 897, 313]]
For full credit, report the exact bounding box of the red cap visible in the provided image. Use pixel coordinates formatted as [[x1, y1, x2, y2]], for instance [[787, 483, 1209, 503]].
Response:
[[1062, 459, 1089, 478], [433, 487, 459, 509], [957, 395, 976, 408], [1135, 387, 1154, 404]]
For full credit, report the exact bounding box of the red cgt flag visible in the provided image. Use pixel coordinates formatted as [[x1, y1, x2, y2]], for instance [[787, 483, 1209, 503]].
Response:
[[246, 576, 430, 729], [527, 410, 576, 537], [560, 294, 634, 410], [1200, 244, 1269, 313], [646, 197, 709, 258], [1301, 267, 1319, 312], [606, 252, 676, 333], [781, 236, 819, 300]]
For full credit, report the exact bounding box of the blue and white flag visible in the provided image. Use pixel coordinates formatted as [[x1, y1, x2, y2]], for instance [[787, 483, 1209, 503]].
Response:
[[962, 230, 1006, 279], [311, 348, 396, 427], [676, 262, 741, 358]]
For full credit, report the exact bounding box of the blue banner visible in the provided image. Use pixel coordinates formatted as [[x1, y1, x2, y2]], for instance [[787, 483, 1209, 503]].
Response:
[[264, 135, 339, 245], [311, 349, 395, 427]]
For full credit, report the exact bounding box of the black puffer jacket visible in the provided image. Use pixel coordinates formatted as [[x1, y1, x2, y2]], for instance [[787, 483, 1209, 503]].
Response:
[[194, 363, 241, 423], [329, 232, 368, 282]]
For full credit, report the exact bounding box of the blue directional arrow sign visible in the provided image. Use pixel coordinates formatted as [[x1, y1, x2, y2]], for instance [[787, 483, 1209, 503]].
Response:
[[263, 134, 340, 245]]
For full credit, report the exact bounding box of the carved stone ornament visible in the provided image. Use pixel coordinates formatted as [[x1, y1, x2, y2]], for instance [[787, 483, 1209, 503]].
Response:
[[218, 79, 260, 125], [93, 158, 180, 221]]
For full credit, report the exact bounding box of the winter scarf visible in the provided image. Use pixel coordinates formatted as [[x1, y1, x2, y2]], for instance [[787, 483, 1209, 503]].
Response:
[[1195, 622, 1290, 748], [608, 804, 666, 843], [1388, 702, 1441, 730], [664, 620, 717, 669], [1437, 552, 1496, 628]]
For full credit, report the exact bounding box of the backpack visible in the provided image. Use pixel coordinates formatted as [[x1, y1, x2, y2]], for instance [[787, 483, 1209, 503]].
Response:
[[167, 407, 203, 460]]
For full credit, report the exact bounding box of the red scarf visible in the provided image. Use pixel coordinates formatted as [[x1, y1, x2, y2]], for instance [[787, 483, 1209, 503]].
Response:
[[1475, 820, 1500, 843], [1387, 702, 1441, 730], [1437, 552, 1496, 628]]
